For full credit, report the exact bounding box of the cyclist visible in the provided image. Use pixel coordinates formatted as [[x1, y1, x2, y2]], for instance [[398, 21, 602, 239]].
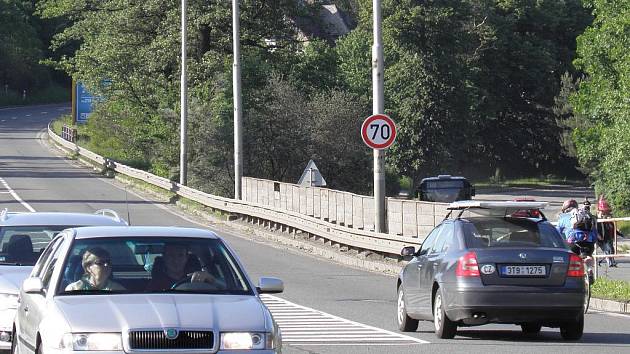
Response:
[[566, 204, 598, 257]]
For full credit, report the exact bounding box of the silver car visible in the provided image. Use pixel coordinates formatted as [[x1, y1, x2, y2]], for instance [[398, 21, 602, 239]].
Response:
[[397, 201, 587, 340], [12, 226, 283, 354], [0, 209, 127, 349]]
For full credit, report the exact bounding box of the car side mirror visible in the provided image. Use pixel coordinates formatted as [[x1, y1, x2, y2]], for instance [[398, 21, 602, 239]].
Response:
[[22, 277, 44, 294], [471, 186, 476, 197], [401, 246, 416, 260], [257, 277, 284, 294]]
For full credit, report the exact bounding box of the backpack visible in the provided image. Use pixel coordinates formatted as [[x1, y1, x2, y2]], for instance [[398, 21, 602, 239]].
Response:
[[570, 207, 594, 232]]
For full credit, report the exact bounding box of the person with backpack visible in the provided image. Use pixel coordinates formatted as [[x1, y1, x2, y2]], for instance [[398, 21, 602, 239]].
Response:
[[596, 196, 619, 267], [557, 199, 578, 240], [566, 202, 598, 257]]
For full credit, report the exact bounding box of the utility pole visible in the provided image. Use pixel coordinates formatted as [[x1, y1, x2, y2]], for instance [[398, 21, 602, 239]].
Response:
[[179, 0, 188, 185], [372, 0, 386, 233], [233, 0, 243, 200]]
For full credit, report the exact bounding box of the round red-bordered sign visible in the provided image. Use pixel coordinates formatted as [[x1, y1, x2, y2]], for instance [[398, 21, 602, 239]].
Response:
[[361, 114, 397, 149]]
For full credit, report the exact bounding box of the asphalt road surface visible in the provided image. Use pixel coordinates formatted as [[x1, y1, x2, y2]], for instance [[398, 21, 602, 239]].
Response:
[[1, 104, 629, 354]]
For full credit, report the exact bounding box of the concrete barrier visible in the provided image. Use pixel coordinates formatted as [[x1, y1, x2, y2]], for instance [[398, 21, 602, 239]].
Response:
[[48, 124, 455, 255]]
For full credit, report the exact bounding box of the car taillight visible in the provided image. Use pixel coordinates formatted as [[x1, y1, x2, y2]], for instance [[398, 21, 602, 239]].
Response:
[[456, 251, 480, 277], [567, 254, 584, 277]]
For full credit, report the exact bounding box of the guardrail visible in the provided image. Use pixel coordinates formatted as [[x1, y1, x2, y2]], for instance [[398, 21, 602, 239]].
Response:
[[48, 123, 431, 255]]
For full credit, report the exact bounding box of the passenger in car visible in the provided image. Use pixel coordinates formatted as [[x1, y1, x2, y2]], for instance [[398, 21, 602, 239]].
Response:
[[146, 243, 222, 291], [65, 247, 125, 291]]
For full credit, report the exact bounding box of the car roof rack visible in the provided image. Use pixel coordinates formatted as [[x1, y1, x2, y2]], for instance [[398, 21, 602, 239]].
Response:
[[444, 200, 549, 220], [94, 209, 123, 223]]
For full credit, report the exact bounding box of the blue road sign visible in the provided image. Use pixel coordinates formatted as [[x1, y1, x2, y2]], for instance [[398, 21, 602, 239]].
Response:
[[75, 81, 94, 124]]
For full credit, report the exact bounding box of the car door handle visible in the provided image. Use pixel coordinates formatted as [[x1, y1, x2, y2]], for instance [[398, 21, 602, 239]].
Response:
[[23, 306, 28, 313]]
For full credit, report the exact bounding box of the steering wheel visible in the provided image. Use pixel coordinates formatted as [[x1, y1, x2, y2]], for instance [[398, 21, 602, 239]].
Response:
[[170, 274, 222, 291], [171, 275, 193, 289]]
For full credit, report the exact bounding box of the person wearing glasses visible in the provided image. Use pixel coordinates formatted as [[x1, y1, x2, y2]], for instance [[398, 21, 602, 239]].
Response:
[[65, 247, 124, 291]]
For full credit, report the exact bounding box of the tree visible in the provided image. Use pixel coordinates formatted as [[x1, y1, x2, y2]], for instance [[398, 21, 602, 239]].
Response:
[[572, 0, 630, 210], [0, 1, 47, 93]]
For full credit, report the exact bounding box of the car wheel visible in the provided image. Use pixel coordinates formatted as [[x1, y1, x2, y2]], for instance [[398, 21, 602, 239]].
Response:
[[397, 286, 418, 332], [521, 323, 542, 335], [560, 312, 584, 340], [433, 289, 457, 339]]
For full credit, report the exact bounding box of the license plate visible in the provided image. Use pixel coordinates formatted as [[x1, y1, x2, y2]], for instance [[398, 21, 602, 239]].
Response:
[[501, 265, 546, 276]]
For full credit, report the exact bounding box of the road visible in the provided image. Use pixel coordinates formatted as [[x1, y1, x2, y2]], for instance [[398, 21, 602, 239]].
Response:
[[1, 104, 629, 353]]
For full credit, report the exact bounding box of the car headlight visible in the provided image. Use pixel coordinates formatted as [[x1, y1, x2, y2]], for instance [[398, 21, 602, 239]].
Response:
[[220, 332, 274, 350], [0, 293, 19, 310], [59, 333, 122, 351]]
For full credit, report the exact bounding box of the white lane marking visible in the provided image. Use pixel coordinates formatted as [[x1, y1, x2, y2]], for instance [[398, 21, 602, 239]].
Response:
[[1, 120, 5, 122], [41, 112, 48, 114], [25, 114, 31, 117], [260, 294, 427, 345], [11, 117, 17, 120], [0, 178, 36, 212]]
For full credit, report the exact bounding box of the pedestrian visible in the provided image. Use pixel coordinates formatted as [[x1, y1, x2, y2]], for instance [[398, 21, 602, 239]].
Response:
[[596, 195, 618, 267], [557, 199, 578, 240]]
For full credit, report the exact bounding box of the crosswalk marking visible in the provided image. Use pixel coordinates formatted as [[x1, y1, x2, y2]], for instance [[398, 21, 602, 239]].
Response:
[[260, 294, 428, 346]]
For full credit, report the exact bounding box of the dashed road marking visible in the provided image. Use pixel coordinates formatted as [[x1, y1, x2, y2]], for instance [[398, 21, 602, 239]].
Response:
[[41, 111, 48, 114], [260, 294, 428, 346], [0, 177, 36, 212]]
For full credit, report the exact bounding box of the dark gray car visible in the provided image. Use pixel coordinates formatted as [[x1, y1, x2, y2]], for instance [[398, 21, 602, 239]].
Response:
[[396, 201, 587, 340]]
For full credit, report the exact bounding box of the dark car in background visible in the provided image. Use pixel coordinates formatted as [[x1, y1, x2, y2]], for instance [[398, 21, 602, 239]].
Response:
[[417, 175, 475, 203], [396, 201, 587, 340]]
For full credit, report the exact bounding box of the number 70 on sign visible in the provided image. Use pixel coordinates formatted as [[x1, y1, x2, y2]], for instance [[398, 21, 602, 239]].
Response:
[[361, 114, 397, 150]]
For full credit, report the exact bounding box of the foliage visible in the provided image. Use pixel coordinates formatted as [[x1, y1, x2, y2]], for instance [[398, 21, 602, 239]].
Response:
[[592, 277, 630, 302], [571, 0, 630, 210], [336, 0, 591, 188], [0, 1, 46, 91]]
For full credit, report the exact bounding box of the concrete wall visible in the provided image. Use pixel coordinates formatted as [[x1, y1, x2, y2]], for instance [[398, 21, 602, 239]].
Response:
[[243, 177, 449, 239]]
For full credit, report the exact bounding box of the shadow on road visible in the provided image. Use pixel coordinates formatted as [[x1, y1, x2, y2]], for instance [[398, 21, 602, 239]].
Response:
[[453, 329, 630, 345]]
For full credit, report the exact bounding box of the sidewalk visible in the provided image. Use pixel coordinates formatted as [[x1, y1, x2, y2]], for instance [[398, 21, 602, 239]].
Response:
[[590, 237, 630, 314]]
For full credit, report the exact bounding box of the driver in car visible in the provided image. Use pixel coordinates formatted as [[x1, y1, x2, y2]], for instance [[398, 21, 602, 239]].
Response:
[[146, 243, 223, 290]]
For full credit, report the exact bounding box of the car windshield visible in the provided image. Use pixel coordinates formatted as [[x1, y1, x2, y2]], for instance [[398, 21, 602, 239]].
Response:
[[421, 180, 467, 203], [57, 237, 252, 296], [462, 217, 567, 249], [0, 226, 67, 266]]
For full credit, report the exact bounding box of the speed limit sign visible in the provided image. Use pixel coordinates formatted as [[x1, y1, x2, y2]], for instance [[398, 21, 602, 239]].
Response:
[[361, 114, 397, 149]]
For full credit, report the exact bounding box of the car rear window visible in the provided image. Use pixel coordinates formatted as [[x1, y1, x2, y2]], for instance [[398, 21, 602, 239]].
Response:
[[462, 217, 566, 249]]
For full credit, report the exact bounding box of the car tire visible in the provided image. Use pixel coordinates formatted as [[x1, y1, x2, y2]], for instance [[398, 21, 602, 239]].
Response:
[[433, 289, 457, 339], [560, 313, 584, 340], [521, 323, 542, 335], [397, 286, 419, 332]]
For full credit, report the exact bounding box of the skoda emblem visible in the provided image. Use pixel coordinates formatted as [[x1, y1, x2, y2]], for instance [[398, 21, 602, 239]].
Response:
[[164, 328, 179, 340], [481, 264, 495, 275], [519, 253, 527, 260]]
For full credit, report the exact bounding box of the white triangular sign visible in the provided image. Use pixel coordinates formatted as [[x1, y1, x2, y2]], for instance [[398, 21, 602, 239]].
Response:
[[298, 160, 327, 187]]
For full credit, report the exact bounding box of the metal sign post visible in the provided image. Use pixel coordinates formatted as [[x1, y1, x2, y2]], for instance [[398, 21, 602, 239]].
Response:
[[233, 0, 243, 200], [372, 0, 385, 233], [180, 0, 188, 186]]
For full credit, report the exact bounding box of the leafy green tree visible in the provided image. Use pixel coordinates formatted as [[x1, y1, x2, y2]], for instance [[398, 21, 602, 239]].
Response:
[[0, 1, 46, 92], [572, 0, 630, 210]]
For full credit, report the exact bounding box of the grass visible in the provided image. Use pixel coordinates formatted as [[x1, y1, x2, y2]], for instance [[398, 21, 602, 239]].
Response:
[[592, 277, 630, 302], [473, 176, 588, 189]]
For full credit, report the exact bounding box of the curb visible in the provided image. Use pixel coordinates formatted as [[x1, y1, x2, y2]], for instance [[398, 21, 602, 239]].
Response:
[[590, 297, 630, 314]]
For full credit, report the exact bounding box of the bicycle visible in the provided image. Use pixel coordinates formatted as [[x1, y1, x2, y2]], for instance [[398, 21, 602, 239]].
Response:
[[572, 242, 594, 314]]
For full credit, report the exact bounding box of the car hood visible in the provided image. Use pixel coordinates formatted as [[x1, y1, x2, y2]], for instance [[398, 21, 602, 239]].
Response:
[[55, 294, 270, 333], [0, 266, 33, 294]]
